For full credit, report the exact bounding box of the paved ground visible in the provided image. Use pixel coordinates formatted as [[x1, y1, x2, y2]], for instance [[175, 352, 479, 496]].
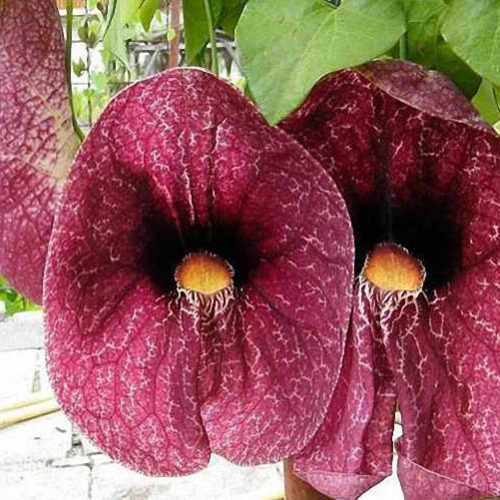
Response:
[[0, 312, 403, 500]]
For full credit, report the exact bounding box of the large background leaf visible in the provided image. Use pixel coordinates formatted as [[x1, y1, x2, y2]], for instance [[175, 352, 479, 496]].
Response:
[[139, 0, 162, 30], [236, 0, 405, 124], [404, 0, 480, 98], [441, 0, 500, 87], [404, 0, 448, 63], [104, 0, 143, 67], [220, 0, 248, 36], [472, 79, 500, 124], [183, 0, 222, 64]]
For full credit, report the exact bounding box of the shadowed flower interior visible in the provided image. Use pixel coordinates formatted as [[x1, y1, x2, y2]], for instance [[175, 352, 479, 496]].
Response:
[[137, 198, 263, 296], [44, 68, 354, 476], [351, 194, 463, 292], [281, 60, 500, 500]]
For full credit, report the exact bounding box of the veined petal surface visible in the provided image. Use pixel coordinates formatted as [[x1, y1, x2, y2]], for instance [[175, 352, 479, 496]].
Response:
[[281, 60, 500, 499], [0, 0, 79, 302], [45, 68, 354, 475]]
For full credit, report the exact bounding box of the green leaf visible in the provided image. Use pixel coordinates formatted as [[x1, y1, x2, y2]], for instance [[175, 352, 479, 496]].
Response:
[[72, 57, 87, 77], [220, 0, 248, 36], [494, 120, 500, 134], [0, 275, 39, 316], [139, 0, 161, 30], [472, 79, 500, 124], [103, 0, 143, 69], [434, 43, 480, 98], [183, 0, 223, 64], [404, 0, 448, 64], [236, 0, 405, 124], [78, 16, 102, 49], [400, 0, 481, 97], [441, 0, 500, 87]]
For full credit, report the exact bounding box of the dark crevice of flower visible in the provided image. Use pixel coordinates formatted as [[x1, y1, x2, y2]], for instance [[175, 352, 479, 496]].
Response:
[[148, 218, 264, 292], [122, 168, 265, 295], [350, 195, 463, 292]]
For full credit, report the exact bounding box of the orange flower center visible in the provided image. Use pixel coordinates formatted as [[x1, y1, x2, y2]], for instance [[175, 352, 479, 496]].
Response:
[[363, 243, 425, 291], [175, 252, 233, 295]]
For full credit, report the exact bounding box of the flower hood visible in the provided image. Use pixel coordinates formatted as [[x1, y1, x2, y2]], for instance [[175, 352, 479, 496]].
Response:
[[280, 60, 500, 499], [44, 68, 354, 475], [0, 0, 79, 303]]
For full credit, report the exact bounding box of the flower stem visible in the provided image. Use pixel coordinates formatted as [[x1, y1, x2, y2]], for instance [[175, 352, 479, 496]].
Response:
[[203, 0, 219, 76], [65, 0, 85, 141], [168, 0, 181, 68], [398, 33, 407, 60]]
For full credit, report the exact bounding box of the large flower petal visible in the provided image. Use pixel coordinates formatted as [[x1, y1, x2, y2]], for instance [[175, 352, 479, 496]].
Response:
[[0, 0, 79, 303], [281, 60, 500, 497], [45, 69, 354, 474], [293, 279, 397, 499], [397, 455, 481, 500], [395, 252, 500, 497]]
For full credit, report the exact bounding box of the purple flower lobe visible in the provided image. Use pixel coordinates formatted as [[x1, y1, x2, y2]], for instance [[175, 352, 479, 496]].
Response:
[[281, 60, 500, 499], [0, 0, 79, 302], [44, 68, 354, 475]]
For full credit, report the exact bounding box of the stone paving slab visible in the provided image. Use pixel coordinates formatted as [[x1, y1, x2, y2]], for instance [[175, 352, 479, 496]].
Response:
[[91, 458, 284, 500], [0, 311, 44, 350], [0, 350, 40, 400], [1, 462, 91, 500], [0, 411, 71, 465]]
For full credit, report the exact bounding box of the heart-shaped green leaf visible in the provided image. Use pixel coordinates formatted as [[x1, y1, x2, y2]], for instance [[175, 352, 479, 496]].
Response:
[[236, 0, 405, 124], [183, 0, 222, 64], [404, 0, 480, 98], [442, 0, 500, 87]]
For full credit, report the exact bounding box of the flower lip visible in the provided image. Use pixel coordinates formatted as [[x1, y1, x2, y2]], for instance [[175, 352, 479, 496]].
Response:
[[44, 67, 354, 476], [363, 243, 425, 292], [175, 251, 234, 295]]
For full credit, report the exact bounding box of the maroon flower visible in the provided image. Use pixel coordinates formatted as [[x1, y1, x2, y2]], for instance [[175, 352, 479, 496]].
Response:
[[0, 0, 79, 303], [44, 69, 354, 475], [280, 60, 500, 499]]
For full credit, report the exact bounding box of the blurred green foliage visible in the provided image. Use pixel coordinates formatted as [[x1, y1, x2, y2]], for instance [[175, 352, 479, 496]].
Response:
[[0, 276, 39, 317]]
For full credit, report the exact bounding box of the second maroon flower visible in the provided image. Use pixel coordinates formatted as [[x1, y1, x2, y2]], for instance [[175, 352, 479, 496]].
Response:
[[281, 60, 500, 499]]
